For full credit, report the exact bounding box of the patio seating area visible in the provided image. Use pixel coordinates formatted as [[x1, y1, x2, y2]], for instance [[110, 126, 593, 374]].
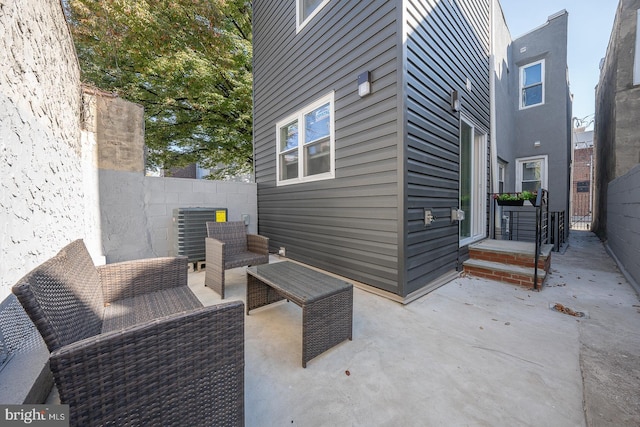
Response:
[[40, 231, 640, 425], [189, 231, 639, 425], [14, 240, 244, 426]]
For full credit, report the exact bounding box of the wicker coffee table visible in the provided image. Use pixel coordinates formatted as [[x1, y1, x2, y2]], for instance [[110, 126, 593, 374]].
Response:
[[246, 261, 353, 367]]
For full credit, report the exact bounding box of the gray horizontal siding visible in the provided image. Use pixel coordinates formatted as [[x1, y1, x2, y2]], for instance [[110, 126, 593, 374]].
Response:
[[253, 0, 402, 292], [403, 0, 490, 294]]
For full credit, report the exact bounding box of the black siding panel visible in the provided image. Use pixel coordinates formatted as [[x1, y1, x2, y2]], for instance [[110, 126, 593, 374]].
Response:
[[253, 1, 402, 293], [404, 0, 491, 294]]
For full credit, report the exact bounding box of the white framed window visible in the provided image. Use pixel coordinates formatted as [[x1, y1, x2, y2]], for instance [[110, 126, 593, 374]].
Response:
[[515, 155, 548, 192], [519, 60, 545, 109], [498, 162, 506, 194], [276, 92, 335, 186], [296, 0, 330, 33]]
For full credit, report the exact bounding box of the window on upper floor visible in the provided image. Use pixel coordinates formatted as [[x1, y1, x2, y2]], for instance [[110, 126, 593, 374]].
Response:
[[519, 60, 545, 109], [297, 0, 330, 32], [515, 155, 548, 192], [276, 92, 335, 186]]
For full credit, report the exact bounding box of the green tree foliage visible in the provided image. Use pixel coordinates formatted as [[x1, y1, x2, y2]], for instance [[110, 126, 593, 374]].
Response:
[[65, 0, 253, 178]]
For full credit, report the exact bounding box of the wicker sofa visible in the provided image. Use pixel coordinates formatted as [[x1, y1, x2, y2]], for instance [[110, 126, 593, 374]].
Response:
[[205, 221, 269, 299], [12, 239, 244, 427]]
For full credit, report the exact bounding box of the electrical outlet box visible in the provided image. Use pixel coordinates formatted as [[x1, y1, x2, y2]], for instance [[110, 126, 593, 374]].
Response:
[[424, 209, 435, 226], [451, 208, 465, 222]]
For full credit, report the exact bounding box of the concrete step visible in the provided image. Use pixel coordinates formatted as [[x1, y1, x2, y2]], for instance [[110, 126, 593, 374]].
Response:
[[463, 258, 547, 289]]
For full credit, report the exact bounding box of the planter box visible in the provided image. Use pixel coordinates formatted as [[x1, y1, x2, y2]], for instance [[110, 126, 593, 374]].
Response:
[[496, 199, 524, 206]]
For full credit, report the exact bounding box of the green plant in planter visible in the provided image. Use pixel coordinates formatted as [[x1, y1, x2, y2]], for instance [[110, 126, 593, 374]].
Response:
[[496, 193, 520, 201], [494, 191, 537, 201], [519, 190, 537, 202], [494, 191, 538, 206]]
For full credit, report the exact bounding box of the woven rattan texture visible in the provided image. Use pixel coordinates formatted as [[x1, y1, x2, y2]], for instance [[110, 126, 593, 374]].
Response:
[[13, 240, 103, 352], [246, 261, 353, 367], [12, 240, 245, 426], [205, 221, 269, 299], [207, 221, 249, 253]]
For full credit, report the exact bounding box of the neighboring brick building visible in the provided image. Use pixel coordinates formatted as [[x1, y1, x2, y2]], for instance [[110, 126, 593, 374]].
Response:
[[572, 128, 594, 225]]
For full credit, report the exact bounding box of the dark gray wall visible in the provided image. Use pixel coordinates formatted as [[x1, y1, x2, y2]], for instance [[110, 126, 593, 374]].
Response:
[[493, 5, 516, 190], [403, 0, 490, 295], [508, 11, 571, 220], [607, 164, 640, 294], [593, 0, 640, 239], [253, 1, 402, 293], [253, 0, 491, 297]]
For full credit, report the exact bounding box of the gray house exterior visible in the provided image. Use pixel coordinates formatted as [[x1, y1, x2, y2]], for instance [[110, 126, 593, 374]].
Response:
[[492, 9, 572, 235], [253, 0, 490, 301], [252, 0, 570, 301]]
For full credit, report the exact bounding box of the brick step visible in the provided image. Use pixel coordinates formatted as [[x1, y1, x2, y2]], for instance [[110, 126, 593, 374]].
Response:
[[468, 240, 553, 271], [463, 258, 547, 289]]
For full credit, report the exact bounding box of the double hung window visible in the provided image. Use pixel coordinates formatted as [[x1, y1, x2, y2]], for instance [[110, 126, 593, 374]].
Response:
[[519, 60, 545, 109], [516, 156, 548, 192], [297, 0, 330, 32], [276, 93, 335, 185]]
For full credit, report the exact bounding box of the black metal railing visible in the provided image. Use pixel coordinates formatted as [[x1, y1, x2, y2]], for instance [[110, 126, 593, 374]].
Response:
[[492, 196, 566, 252], [550, 211, 566, 251], [491, 190, 560, 289], [534, 189, 549, 290]]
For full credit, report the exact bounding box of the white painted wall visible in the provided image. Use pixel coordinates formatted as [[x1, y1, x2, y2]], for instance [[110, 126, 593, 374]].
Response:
[[0, 0, 102, 300], [0, 0, 258, 299]]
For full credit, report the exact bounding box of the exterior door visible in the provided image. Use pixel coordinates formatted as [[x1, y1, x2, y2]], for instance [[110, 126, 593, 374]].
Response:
[[459, 118, 487, 246]]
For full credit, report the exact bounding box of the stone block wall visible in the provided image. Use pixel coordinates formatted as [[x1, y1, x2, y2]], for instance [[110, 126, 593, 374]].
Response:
[[0, 0, 94, 300], [607, 164, 640, 294], [81, 88, 146, 173]]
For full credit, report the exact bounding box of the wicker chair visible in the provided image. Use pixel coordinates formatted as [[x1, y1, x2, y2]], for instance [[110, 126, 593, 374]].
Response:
[[12, 240, 244, 427], [205, 221, 269, 299]]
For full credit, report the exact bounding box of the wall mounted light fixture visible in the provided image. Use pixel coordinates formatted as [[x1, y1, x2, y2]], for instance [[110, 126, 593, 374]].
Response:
[[358, 71, 371, 97], [450, 89, 460, 112]]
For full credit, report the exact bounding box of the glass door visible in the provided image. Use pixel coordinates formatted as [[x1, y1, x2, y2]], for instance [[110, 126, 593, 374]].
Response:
[[459, 118, 487, 246]]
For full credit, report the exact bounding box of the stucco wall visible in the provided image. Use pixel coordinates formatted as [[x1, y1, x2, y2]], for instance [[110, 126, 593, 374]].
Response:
[[0, 0, 98, 300], [510, 11, 571, 218], [607, 164, 640, 294], [493, 1, 516, 188], [99, 170, 258, 262]]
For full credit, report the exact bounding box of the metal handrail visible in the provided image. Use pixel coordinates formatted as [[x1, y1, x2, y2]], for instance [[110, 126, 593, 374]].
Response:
[[534, 189, 549, 289]]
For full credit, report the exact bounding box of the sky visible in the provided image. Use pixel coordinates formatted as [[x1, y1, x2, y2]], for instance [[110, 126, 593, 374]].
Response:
[[499, 0, 619, 128]]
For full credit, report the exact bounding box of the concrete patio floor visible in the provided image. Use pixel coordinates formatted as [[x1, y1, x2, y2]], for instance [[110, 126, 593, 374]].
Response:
[[186, 230, 640, 426]]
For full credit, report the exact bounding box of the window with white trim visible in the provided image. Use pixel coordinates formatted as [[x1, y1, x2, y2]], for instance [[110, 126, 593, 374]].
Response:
[[276, 92, 335, 185], [516, 156, 548, 192], [519, 60, 545, 109], [498, 162, 506, 194], [297, 0, 330, 32]]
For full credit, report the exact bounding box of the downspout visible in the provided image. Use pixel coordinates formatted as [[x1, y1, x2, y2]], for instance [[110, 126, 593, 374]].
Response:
[[489, 0, 499, 237]]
